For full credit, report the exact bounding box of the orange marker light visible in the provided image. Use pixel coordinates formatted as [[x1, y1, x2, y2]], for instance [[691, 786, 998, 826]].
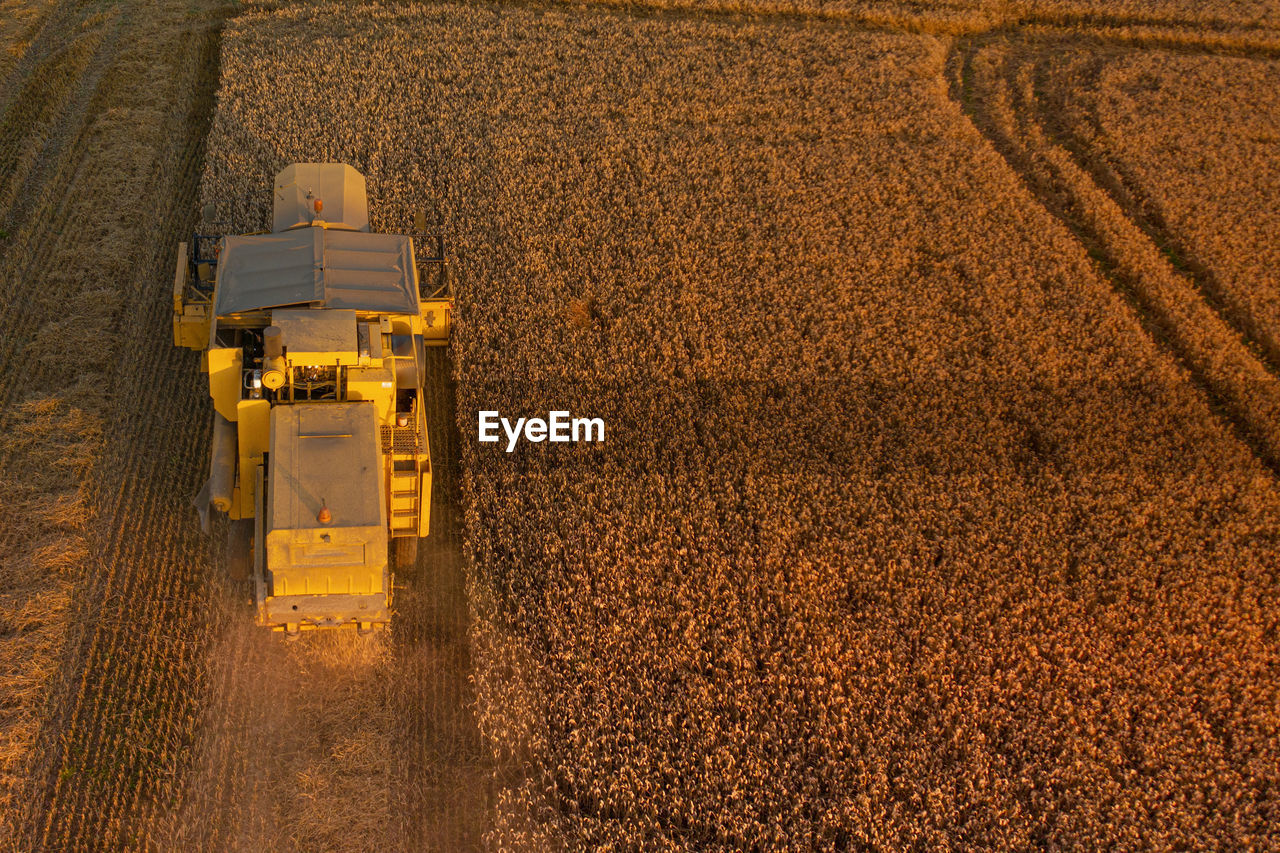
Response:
[[313, 198, 323, 214]]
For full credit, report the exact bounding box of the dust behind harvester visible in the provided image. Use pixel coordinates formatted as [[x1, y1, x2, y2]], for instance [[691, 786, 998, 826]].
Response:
[[173, 163, 452, 633]]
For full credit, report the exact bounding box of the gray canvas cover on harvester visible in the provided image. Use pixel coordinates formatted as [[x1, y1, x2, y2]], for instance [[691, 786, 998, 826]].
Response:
[[213, 227, 418, 316]]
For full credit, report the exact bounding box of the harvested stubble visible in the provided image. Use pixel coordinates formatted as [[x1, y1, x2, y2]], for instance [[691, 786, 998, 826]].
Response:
[[207, 2, 1280, 849], [0, 0, 59, 82], [163, 600, 397, 852], [0, 2, 234, 848]]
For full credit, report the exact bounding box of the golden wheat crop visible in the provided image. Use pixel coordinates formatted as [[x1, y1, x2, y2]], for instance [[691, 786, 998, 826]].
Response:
[[1014, 0, 1280, 26], [198, 2, 1280, 849], [1047, 50, 1280, 370], [958, 41, 1280, 475], [476, 0, 1280, 31]]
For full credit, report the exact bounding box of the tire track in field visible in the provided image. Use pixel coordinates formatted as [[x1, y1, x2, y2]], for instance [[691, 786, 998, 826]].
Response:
[[0, 0, 95, 116], [1028, 46, 1280, 378], [947, 36, 1280, 480], [0, 0, 57, 83], [5, 3, 235, 849], [0, 2, 128, 225], [0, 9, 128, 413]]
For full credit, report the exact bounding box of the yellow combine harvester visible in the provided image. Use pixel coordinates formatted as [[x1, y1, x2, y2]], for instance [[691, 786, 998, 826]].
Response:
[[173, 163, 451, 633]]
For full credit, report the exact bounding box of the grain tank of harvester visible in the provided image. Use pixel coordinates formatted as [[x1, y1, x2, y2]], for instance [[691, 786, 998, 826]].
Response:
[[173, 163, 452, 633]]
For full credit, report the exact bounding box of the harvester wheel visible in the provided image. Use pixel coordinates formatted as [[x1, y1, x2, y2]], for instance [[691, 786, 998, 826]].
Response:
[[226, 519, 253, 581], [392, 536, 419, 575]]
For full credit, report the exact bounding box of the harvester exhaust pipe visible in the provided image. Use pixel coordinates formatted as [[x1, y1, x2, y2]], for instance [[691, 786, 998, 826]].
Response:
[[193, 413, 237, 533], [263, 325, 283, 358]]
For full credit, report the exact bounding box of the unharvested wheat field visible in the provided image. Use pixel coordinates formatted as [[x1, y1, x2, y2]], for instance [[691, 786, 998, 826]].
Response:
[[1, 0, 1278, 850]]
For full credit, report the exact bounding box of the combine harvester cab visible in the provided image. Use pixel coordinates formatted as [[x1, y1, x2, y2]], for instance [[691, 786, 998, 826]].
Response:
[[173, 163, 452, 633]]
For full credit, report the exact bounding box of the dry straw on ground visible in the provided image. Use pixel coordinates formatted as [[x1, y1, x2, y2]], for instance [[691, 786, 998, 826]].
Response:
[[201, 3, 1280, 849], [0, 3, 235, 849]]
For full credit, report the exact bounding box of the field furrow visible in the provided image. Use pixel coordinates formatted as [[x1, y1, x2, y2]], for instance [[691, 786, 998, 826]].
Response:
[[0, 2, 127, 222], [0, 0, 95, 110], [1037, 47, 1280, 374]]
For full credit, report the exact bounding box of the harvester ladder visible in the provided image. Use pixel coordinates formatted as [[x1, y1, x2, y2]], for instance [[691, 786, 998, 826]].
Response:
[[388, 453, 419, 536]]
